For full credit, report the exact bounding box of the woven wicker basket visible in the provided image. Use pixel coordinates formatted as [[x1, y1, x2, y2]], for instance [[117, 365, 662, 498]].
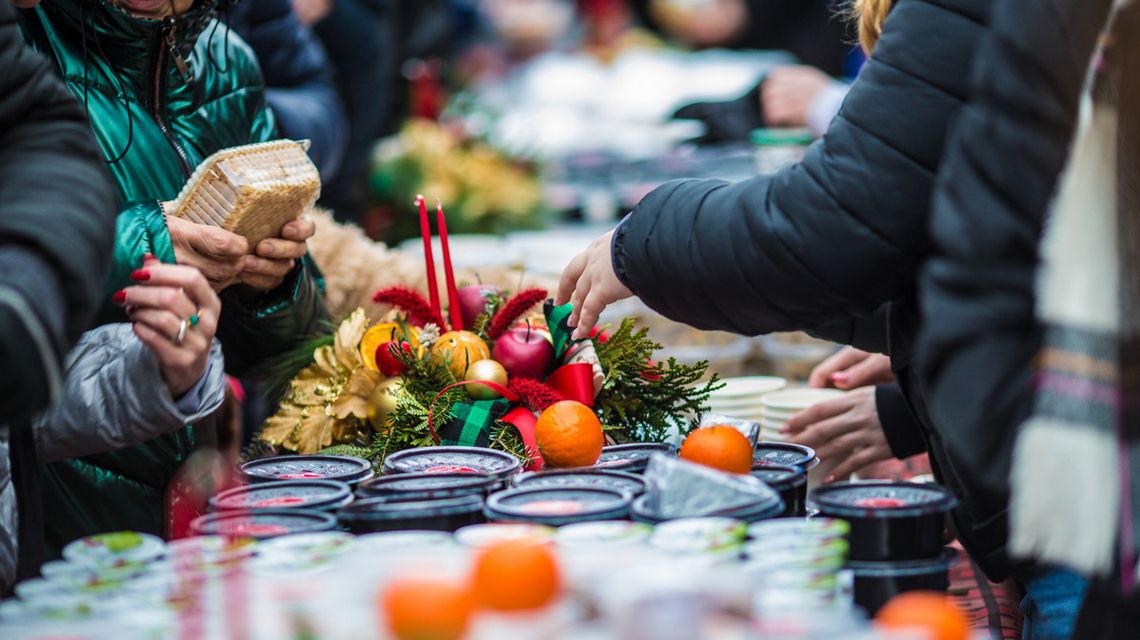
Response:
[[172, 140, 321, 248]]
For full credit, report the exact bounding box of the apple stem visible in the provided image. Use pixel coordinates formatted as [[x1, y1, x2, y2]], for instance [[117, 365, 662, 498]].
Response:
[[475, 272, 483, 285], [526, 319, 532, 342]]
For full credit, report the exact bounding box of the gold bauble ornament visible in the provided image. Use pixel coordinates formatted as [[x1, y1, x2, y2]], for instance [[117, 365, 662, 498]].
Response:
[[366, 377, 403, 432], [465, 359, 508, 400], [430, 330, 490, 379]]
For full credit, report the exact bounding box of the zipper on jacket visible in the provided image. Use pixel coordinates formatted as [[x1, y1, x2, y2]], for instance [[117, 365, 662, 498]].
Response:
[[149, 17, 193, 178]]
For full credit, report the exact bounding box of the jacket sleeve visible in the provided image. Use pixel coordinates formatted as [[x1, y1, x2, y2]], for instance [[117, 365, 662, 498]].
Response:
[[613, 0, 987, 337], [32, 324, 226, 463], [0, 2, 117, 422], [225, 0, 346, 180], [917, 0, 1112, 496], [876, 383, 927, 459], [217, 255, 327, 377]]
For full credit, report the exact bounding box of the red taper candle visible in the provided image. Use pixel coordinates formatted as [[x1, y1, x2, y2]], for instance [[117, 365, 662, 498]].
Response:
[[416, 195, 442, 319], [436, 200, 463, 331]]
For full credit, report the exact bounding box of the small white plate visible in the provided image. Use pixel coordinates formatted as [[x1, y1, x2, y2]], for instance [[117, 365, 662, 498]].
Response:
[[760, 388, 845, 411], [710, 376, 788, 400]]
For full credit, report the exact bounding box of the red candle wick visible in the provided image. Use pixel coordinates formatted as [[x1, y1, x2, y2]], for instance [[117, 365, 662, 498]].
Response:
[[417, 195, 442, 320], [437, 200, 464, 331]]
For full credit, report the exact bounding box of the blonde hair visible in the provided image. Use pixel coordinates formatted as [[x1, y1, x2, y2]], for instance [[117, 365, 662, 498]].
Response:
[[851, 0, 895, 54]]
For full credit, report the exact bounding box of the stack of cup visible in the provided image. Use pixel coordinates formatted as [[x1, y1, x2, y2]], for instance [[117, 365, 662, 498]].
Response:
[[705, 376, 787, 423], [757, 388, 845, 442]]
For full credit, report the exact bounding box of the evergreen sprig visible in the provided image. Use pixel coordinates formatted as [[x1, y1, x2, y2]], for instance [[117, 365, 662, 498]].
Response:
[[593, 318, 722, 443]]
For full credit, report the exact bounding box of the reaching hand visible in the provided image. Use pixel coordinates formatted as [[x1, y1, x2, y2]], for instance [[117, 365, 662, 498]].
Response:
[[762, 65, 834, 128], [165, 213, 248, 292], [808, 346, 895, 390], [555, 230, 633, 340], [238, 216, 315, 291], [115, 258, 221, 398], [782, 387, 892, 480]]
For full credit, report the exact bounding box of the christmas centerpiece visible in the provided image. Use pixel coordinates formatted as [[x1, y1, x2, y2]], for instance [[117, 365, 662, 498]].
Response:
[[256, 197, 719, 471]]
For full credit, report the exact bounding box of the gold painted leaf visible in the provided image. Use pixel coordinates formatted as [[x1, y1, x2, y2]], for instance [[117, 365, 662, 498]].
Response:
[[334, 309, 369, 370]]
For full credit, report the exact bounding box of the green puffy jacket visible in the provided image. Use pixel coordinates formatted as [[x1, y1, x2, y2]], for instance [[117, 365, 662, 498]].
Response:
[[20, 0, 327, 546]]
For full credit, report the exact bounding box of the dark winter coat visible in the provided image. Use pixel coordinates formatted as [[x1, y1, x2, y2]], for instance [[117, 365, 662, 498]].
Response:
[[612, 0, 1012, 577], [918, 0, 1115, 596], [224, 0, 346, 180], [0, 0, 117, 589]]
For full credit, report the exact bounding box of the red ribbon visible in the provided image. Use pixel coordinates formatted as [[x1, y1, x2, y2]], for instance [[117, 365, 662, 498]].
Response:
[[547, 363, 596, 406], [426, 379, 519, 445], [501, 407, 543, 471]]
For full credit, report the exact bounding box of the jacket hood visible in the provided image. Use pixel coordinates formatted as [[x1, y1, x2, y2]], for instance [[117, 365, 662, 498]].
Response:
[[38, 0, 218, 66]]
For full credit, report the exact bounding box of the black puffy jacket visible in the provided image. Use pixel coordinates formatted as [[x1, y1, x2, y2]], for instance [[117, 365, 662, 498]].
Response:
[[613, 0, 1015, 577], [0, 0, 117, 588], [919, 0, 1113, 588]]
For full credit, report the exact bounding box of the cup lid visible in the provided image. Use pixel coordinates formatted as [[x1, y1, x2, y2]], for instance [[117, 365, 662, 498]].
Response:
[[337, 494, 485, 522], [484, 486, 632, 525], [381, 446, 522, 478], [190, 509, 337, 538], [810, 481, 958, 518], [239, 455, 373, 484], [595, 443, 675, 470], [356, 472, 498, 500], [514, 469, 646, 496], [210, 480, 352, 511], [753, 442, 818, 469]]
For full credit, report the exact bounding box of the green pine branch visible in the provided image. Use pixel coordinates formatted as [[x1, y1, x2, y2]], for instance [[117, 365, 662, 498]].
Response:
[[593, 318, 723, 443]]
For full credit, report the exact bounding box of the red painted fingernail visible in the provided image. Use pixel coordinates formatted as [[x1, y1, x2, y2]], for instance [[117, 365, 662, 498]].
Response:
[[130, 269, 151, 281], [112, 290, 127, 305]]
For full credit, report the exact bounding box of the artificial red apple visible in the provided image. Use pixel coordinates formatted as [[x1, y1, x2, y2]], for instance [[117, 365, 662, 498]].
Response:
[[492, 327, 555, 380], [456, 284, 502, 329], [375, 341, 412, 377]]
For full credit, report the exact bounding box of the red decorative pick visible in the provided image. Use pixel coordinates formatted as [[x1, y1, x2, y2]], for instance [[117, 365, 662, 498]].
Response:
[[487, 288, 549, 341], [417, 195, 442, 319], [436, 200, 463, 331], [372, 286, 447, 330]]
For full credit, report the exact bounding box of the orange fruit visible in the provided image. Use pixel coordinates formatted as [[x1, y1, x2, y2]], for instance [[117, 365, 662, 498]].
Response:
[[876, 591, 968, 640], [361, 322, 420, 372], [380, 576, 474, 640], [534, 400, 604, 468], [431, 331, 491, 379], [679, 425, 753, 474], [470, 539, 561, 611]]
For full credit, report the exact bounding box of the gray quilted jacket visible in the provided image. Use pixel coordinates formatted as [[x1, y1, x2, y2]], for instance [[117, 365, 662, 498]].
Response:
[[0, 324, 225, 591]]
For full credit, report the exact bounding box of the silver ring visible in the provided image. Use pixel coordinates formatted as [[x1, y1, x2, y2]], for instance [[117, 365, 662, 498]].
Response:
[[175, 318, 188, 345]]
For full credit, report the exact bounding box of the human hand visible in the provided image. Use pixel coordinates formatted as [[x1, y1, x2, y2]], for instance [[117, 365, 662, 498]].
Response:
[[761, 65, 833, 128], [292, 0, 332, 25], [238, 216, 315, 291], [115, 257, 221, 398], [808, 346, 894, 390], [165, 213, 248, 292], [555, 230, 633, 340], [783, 387, 892, 480]]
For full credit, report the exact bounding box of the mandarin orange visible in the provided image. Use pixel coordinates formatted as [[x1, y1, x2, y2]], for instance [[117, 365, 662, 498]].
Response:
[[534, 400, 604, 468], [876, 591, 968, 640], [470, 539, 561, 611], [679, 425, 753, 474], [380, 576, 473, 640]]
